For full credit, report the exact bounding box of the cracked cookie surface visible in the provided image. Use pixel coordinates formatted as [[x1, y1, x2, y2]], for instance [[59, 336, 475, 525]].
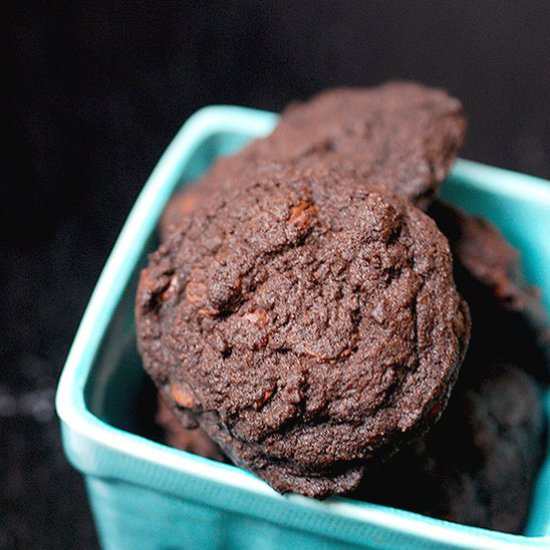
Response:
[[136, 166, 470, 497]]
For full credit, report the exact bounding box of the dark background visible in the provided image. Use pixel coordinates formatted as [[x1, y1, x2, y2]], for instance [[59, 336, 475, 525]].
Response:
[[3, 2, 550, 548]]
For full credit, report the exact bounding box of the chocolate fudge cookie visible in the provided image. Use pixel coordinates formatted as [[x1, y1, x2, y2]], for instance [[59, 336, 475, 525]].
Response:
[[159, 82, 464, 240], [136, 166, 470, 497], [260, 82, 465, 208], [429, 201, 550, 381], [357, 363, 546, 533]]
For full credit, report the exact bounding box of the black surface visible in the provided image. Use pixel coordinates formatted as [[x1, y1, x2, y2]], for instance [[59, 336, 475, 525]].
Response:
[[3, 2, 550, 548]]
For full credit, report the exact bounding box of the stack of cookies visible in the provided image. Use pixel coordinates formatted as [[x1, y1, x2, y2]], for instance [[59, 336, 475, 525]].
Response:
[[135, 83, 548, 533]]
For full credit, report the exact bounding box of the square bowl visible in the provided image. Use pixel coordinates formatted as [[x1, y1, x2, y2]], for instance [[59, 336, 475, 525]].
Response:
[[56, 105, 550, 550]]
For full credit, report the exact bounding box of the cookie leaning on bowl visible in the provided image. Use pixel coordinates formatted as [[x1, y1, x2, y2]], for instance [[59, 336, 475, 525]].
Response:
[[429, 200, 550, 382], [257, 82, 465, 208], [153, 198, 550, 524], [356, 362, 545, 534], [159, 81, 465, 240], [136, 165, 470, 498]]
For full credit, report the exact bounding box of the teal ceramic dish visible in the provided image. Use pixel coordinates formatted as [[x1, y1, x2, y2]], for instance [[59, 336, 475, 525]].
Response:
[[56, 105, 550, 550]]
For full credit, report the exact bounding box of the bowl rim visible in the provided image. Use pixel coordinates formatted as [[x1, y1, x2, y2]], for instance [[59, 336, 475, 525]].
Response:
[[56, 104, 550, 549]]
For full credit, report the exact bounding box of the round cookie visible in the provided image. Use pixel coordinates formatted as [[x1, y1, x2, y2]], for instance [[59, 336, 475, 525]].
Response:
[[429, 200, 550, 381], [136, 167, 470, 497], [356, 362, 546, 533], [256, 81, 465, 208]]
